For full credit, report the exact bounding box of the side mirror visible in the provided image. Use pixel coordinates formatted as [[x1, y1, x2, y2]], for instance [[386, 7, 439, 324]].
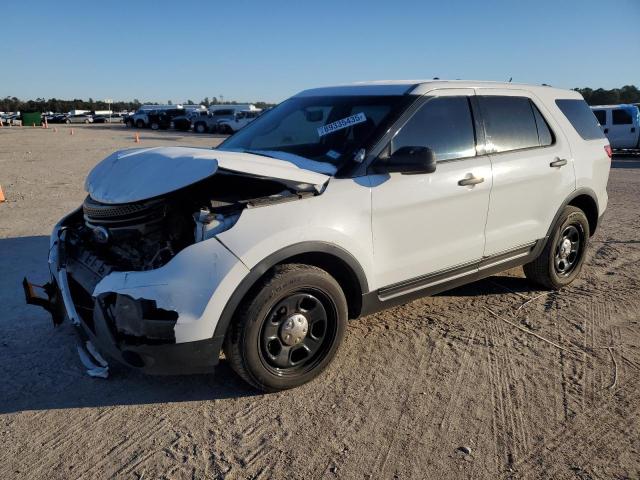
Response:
[[383, 146, 437, 174]]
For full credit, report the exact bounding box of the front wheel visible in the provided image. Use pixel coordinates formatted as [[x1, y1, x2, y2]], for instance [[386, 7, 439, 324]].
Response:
[[523, 206, 590, 290], [224, 264, 347, 392]]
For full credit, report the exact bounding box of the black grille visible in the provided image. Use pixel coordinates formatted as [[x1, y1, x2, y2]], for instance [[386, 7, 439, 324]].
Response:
[[83, 200, 149, 219], [83, 196, 165, 226]]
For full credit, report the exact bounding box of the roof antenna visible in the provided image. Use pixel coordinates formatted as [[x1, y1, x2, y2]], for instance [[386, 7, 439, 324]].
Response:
[[508, 77, 513, 83]]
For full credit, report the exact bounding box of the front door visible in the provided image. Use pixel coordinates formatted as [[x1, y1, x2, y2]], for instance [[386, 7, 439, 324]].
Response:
[[370, 89, 492, 292]]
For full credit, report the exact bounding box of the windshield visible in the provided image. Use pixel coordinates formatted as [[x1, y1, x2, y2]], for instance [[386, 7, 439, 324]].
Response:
[[218, 95, 413, 169]]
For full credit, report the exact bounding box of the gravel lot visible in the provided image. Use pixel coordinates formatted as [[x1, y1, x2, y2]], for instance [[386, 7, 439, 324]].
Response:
[[1, 125, 639, 479]]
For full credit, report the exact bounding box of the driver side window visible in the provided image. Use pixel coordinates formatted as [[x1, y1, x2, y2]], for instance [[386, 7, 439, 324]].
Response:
[[391, 96, 476, 161]]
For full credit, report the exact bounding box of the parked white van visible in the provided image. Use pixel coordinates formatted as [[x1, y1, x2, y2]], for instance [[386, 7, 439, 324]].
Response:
[[591, 104, 640, 150], [26, 80, 611, 391]]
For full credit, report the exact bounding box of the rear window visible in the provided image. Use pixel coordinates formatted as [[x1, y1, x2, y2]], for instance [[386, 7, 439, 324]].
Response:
[[612, 108, 632, 125], [555, 99, 605, 140], [592, 110, 607, 125]]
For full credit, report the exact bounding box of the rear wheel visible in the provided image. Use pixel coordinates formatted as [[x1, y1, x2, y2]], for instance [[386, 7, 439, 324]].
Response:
[[135, 119, 145, 128], [224, 264, 347, 392], [523, 206, 590, 289], [194, 122, 207, 133]]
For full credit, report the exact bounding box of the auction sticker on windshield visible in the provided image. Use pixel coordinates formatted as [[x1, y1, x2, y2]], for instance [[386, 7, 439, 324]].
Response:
[[317, 112, 367, 137]]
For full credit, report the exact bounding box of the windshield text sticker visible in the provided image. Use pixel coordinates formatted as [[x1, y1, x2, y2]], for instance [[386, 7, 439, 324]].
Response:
[[317, 112, 367, 137]]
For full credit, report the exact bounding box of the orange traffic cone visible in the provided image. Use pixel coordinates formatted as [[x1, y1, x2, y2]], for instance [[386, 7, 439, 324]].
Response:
[[70, 128, 74, 136], [32, 122, 36, 128], [134, 132, 140, 143], [53, 127, 58, 133], [0, 185, 5, 203], [44, 119, 48, 129], [0, 119, 3, 128]]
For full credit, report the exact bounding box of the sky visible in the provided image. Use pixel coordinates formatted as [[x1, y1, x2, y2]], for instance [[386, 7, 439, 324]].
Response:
[[2, 0, 639, 104]]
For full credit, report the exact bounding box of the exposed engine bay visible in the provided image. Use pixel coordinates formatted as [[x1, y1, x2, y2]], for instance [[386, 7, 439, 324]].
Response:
[[69, 171, 315, 273]]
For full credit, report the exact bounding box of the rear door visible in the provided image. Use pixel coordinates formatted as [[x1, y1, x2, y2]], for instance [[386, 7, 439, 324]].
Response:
[[477, 89, 575, 256], [609, 107, 637, 149]]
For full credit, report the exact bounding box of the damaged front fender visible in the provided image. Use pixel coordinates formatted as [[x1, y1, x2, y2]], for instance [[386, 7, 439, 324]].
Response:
[[92, 236, 250, 344]]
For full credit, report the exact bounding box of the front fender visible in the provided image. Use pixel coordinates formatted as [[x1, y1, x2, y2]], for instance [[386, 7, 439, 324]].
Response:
[[93, 237, 249, 343]]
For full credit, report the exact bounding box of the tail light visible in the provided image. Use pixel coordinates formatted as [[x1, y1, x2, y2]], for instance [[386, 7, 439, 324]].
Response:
[[604, 145, 612, 159]]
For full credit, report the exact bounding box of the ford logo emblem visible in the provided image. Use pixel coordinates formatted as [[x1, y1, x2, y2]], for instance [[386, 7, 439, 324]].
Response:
[[93, 226, 110, 244]]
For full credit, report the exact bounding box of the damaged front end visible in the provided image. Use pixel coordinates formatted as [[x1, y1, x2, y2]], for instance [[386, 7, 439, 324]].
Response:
[[24, 147, 328, 375]]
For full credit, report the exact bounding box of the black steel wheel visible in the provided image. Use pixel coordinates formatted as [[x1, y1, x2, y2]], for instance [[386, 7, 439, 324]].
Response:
[[524, 206, 590, 289], [553, 224, 583, 276], [259, 290, 337, 376], [224, 264, 347, 392]]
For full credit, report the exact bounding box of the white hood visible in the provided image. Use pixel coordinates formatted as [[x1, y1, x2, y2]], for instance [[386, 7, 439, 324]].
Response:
[[85, 147, 332, 204]]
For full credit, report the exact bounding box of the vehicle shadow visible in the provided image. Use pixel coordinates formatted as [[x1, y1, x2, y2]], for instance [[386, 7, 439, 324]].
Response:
[[439, 273, 534, 297], [0, 235, 257, 415]]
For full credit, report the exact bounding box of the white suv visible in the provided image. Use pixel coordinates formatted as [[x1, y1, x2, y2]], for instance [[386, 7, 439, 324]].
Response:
[[25, 81, 611, 391]]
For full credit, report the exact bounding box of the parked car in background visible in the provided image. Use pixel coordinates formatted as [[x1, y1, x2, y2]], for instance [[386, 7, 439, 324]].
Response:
[[1, 113, 21, 125], [127, 105, 199, 128], [65, 113, 93, 124], [217, 109, 262, 134], [93, 113, 124, 124], [26, 80, 611, 392], [45, 113, 68, 124], [191, 106, 255, 133], [591, 104, 640, 150], [146, 109, 186, 130]]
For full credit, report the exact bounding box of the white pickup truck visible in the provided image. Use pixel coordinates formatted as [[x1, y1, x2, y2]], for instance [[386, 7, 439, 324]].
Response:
[[217, 110, 262, 134], [591, 104, 640, 150]]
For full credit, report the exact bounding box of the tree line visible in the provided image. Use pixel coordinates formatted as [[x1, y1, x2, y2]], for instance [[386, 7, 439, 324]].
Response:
[[0, 96, 275, 113], [573, 85, 640, 106], [2, 85, 639, 113]]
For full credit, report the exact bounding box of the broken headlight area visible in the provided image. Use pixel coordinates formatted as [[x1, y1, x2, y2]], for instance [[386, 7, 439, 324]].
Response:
[[101, 293, 178, 343], [75, 171, 315, 271]]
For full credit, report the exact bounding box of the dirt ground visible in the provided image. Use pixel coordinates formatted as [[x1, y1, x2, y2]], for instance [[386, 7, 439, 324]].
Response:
[[0, 124, 639, 480]]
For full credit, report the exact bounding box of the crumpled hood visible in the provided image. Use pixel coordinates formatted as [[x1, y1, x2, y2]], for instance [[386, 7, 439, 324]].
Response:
[[85, 146, 331, 204]]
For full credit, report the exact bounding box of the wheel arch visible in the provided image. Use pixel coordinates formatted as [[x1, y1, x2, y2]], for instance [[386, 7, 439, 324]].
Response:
[[212, 242, 369, 342], [546, 188, 599, 239]]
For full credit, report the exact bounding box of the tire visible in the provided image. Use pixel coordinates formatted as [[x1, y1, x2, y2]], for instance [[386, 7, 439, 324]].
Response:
[[150, 122, 159, 130], [84, 119, 89, 124], [224, 264, 347, 392], [523, 206, 590, 290], [194, 122, 207, 134], [65, 119, 71, 124], [135, 119, 145, 128]]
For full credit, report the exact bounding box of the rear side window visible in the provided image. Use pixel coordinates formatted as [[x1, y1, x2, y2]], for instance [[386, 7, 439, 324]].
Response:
[[592, 110, 607, 125], [391, 96, 476, 161], [555, 99, 605, 140], [532, 103, 554, 146], [478, 96, 541, 152], [612, 109, 632, 125]]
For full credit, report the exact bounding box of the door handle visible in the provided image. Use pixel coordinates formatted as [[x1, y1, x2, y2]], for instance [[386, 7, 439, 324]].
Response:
[[458, 175, 484, 186], [550, 158, 567, 168]]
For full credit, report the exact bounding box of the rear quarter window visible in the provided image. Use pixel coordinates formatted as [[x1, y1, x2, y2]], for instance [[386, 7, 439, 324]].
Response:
[[555, 99, 605, 140]]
